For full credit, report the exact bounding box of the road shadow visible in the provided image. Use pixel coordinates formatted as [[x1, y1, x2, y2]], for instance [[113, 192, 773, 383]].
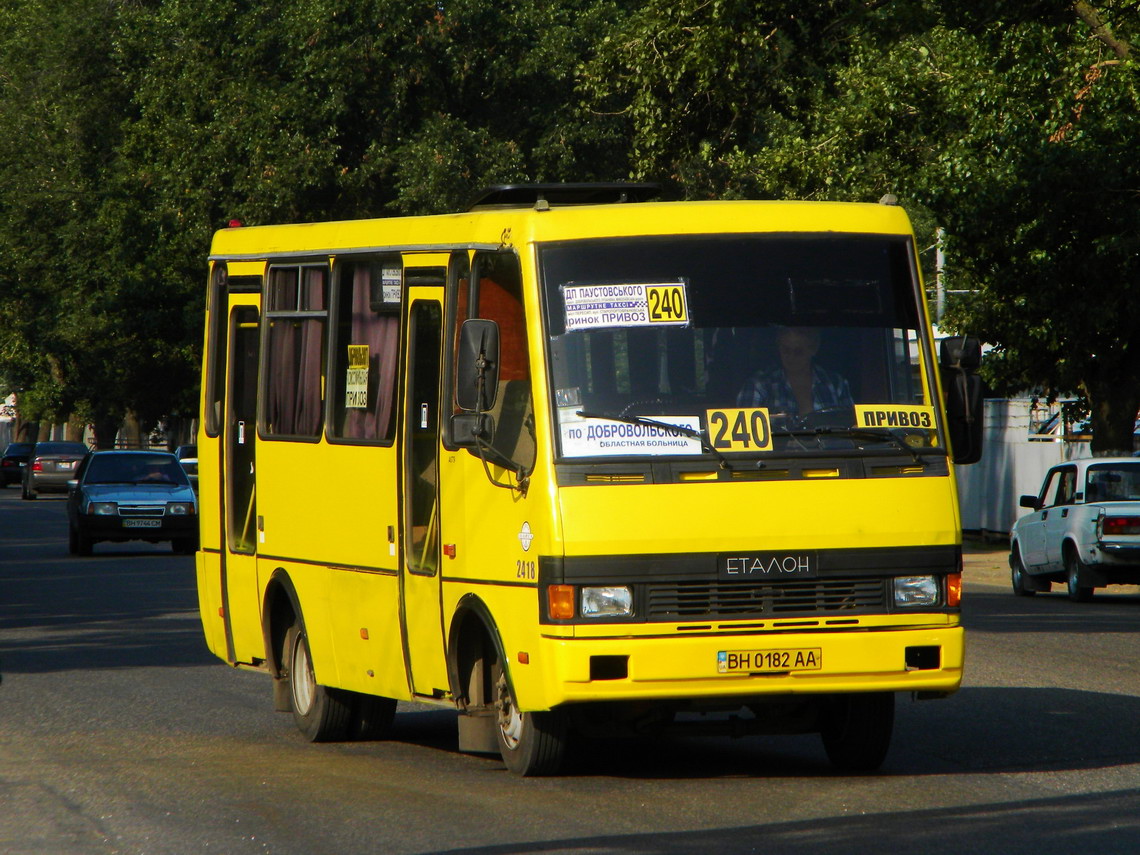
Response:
[[428, 787, 1140, 855], [0, 543, 212, 672], [370, 682, 1140, 782], [964, 588, 1140, 634]]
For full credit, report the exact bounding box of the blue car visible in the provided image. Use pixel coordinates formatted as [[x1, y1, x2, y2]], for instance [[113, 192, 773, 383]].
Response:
[[66, 450, 199, 556]]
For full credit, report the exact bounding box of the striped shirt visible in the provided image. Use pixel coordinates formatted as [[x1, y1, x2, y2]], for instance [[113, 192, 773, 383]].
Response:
[[736, 364, 853, 415]]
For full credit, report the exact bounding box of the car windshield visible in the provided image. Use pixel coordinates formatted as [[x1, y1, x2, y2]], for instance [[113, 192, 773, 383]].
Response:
[[539, 233, 942, 460], [3, 443, 33, 455], [84, 454, 188, 486], [1085, 463, 1140, 502]]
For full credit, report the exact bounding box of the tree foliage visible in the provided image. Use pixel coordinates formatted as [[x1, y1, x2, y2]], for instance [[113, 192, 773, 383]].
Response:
[[582, 0, 1139, 452], [0, 0, 1136, 452]]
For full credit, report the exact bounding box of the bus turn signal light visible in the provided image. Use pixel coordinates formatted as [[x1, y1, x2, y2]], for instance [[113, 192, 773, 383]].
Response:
[[547, 585, 575, 620], [947, 572, 962, 607]]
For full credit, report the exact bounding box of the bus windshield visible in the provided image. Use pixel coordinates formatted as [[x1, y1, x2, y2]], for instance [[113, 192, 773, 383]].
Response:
[[539, 233, 942, 460]]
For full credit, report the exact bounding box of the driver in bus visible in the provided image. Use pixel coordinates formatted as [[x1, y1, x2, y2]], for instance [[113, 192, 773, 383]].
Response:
[[736, 326, 852, 416]]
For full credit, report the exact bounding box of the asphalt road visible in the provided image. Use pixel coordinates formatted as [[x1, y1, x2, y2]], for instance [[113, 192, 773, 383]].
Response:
[[1, 487, 1138, 854]]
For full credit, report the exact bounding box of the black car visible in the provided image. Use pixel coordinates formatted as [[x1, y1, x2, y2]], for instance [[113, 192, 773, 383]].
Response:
[[66, 450, 199, 556], [0, 441, 33, 487]]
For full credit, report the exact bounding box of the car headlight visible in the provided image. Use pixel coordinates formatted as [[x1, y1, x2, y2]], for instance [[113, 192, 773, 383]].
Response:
[[166, 502, 195, 516], [87, 501, 117, 515], [580, 586, 633, 618], [893, 575, 940, 608]]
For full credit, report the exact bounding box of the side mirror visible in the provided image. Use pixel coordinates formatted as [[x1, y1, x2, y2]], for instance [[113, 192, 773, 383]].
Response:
[[1019, 494, 1039, 510], [939, 336, 981, 372], [940, 335, 984, 465], [450, 413, 495, 449], [456, 319, 500, 412]]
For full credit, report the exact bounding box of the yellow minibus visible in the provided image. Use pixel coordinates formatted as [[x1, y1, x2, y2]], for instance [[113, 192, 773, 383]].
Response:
[[196, 184, 982, 775]]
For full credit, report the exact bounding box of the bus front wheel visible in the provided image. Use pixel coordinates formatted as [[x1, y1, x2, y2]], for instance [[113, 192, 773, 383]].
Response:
[[492, 659, 566, 776], [820, 692, 894, 772], [284, 623, 351, 742]]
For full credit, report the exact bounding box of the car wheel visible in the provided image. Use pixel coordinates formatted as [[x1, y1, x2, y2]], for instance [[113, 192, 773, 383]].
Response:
[[1064, 549, 1094, 602], [171, 537, 197, 555], [283, 622, 351, 742], [821, 692, 894, 773], [492, 656, 567, 776], [1010, 548, 1036, 597], [68, 524, 92, 556]]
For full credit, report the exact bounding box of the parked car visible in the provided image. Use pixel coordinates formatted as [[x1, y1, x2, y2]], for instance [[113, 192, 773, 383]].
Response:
[[0, 441, 34, 487], [1009, 457, 1140, 601], [66, 450, 199, 556], [174, 444, 198, 492], [21, 441, 90, 499]]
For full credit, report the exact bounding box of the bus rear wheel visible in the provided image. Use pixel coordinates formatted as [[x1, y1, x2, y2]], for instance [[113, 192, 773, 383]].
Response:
[[820, 692, 894, 772], [284, 623, 351, 742], [492, 659, 566, 776]]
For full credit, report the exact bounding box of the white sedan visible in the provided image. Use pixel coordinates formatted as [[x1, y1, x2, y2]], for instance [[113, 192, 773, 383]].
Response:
[[1009, 457, 1140, 601]]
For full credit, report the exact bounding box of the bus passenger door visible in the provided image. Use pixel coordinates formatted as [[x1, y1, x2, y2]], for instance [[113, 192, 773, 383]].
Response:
[[221, 304, 263, 663], [400, 293, 450, 696]]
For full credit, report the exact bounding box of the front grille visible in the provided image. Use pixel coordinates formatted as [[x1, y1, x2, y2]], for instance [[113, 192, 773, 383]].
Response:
[[118, 504, 166, 518], [646, 578, 886, 620]]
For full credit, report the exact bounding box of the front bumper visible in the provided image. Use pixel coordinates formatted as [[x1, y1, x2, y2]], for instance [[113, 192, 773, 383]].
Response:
[[531, 623, 963, 708], [79, 515, 198, 541]]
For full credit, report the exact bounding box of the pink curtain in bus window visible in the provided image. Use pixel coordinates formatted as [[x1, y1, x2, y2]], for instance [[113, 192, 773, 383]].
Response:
[[291, 268, 326, 436], [293, 317, 324, 436], [269, 320, 297, 434], [346, 266, 399, 440]]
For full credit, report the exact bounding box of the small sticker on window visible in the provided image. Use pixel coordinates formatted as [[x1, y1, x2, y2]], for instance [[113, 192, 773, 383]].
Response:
[[381, 267, 402, 304], [346, 345, 369, 409], [562, 281, 689, 331], [555, 387, 582, 407], [561, 415, 702, 457]]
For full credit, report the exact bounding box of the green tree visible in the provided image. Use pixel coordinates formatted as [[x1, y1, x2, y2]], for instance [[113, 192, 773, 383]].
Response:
[[583, 0, 1140, 453], [1, 0, 631, 444], [921, 4, 1140, 453]]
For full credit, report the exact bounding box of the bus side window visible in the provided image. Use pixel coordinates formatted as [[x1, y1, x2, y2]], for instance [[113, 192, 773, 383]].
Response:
[[329, 260, 400, 442], [453, 251, 535, 468], [205, 264, 229, 437], [263, 264, 328, 439]]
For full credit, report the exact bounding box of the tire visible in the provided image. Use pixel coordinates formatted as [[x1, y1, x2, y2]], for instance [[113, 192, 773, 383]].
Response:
[[171, 537, 197, 555], [820, 692, 894, 773], [348, 692, 397, 740], [283, 623, 352, 742], [68, 525, 92, 557], [1064, 549, 1094, 603], [1010, 548, 1036, 597], [493, 657, 566, 776]]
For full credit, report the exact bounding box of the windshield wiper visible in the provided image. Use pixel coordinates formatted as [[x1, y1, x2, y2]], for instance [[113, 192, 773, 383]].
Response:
[[576, 410, 733, 470], [774, 426, 933, 463]]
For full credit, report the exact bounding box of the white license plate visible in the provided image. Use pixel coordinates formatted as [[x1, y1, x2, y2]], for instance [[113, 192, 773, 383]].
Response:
[[122, 519, 161, 528], [717, 648, 822, 674]]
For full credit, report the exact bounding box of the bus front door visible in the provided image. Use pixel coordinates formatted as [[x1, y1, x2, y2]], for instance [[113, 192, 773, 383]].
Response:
[[221, 304, 262, 663], [400, 294, 450, 697]]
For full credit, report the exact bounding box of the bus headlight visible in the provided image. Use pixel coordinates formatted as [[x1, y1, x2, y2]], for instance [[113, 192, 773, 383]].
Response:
[[166, 502, 195, 516], [88, 501, 117, 515], [581, 586, 633, 618], [893, 575, 940, 607]]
